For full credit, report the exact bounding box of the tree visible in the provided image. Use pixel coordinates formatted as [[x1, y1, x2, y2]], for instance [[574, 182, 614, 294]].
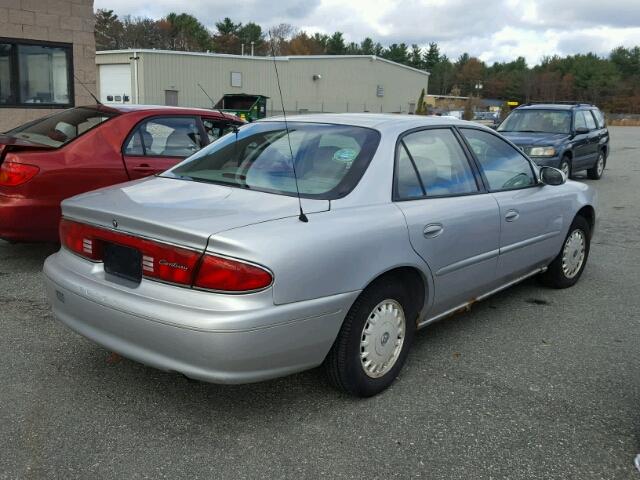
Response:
[[267, 23, 295, 55], [383, 43, 408, 64], [237, 22, 264, 53], [95, 9, 123, 50], [288, 32, 324, 55], [326, 32, 346, 55], [409, 44, 423, 69], [423, 42, 440, 71], [164, 13, 212, 51], [415, 88, 427, 115], [360, 37, 375, 55]]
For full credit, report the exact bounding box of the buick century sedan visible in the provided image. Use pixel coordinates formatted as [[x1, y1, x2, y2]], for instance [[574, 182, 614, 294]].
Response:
[[44, 114, 596, 397]]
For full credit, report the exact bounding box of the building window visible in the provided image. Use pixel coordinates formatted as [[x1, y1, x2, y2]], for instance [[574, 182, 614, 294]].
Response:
[[230, 72, 242, 88], [0, 38, 73, 108]]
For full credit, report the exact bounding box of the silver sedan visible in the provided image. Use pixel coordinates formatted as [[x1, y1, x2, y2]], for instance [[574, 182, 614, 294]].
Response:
[[44, 114, 597, 397]]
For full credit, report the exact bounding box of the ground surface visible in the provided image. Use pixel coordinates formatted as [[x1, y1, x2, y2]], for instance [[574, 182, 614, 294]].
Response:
[[1, 127, 639, 479]]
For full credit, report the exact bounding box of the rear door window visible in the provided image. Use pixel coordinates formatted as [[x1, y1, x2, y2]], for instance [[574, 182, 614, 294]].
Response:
[[592, 109, 606, 128], [583, 110, 597, 130], [124, 116, 203, 157]]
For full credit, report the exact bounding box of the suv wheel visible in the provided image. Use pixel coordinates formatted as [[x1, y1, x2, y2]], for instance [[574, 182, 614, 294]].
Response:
[[559, 157, 572, 178], [587, 151, 605, 180], [324, 277, 416, 397]]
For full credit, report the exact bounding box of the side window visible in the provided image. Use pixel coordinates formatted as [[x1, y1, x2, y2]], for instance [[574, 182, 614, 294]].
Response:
[[583, 110, 597, 130], [202, 118, 236, 143], [592, 109, 606, 128], [395, 128, 479, 200], [124, 117, 202, 157], [461, 128, 536, 191], [574, 111, 588, 130]]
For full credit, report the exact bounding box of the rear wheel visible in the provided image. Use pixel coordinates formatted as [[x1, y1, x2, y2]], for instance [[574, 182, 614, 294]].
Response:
[[587, 151, 605, 180], [539, 216, 590, 289], [324, 277, 416, 397]]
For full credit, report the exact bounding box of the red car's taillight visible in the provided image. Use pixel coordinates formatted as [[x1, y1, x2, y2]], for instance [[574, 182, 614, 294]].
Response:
[[0, 159, 40, 186], [59, 219, 272, 292], [194, 254, 273, 292]]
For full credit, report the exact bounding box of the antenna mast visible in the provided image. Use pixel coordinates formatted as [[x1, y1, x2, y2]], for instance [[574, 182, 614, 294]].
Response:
[[74, 73, 101, 105], [268, 32, 308, 223]]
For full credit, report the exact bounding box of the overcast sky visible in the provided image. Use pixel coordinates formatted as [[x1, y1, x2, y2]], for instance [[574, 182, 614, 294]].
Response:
[[94, 0, 640, 65]]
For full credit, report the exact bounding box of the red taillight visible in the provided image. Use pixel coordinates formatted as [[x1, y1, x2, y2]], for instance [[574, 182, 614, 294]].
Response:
[[0, 159, 40, 186], [59, 219, 272, 292], [194, 254, 273, 292]]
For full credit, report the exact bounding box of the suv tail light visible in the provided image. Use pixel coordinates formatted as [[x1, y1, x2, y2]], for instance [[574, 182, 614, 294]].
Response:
[[59, 219, 272, 292], [0, 157, 40, 186]]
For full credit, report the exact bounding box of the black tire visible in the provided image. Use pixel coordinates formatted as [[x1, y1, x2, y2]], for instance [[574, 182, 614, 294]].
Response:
[[587, 150, 606, 180], [324, 277, 417, 397], [539, 216, 590, 289], [559, 156, 572, 179]]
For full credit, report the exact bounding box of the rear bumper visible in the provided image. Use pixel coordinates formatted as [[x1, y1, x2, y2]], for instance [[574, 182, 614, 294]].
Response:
[[0, 193, 59, 242], [43, 249, 359, 384]]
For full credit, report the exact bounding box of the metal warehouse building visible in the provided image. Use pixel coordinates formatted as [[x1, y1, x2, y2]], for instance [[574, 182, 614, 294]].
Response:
[[96, 50, 429, 116]]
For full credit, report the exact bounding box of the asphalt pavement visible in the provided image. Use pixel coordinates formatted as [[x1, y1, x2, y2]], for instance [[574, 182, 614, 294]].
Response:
[[1, 127, 639, 479]]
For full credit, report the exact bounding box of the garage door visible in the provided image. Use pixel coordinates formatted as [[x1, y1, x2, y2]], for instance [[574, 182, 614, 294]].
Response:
[[99, 64, 132, 104]]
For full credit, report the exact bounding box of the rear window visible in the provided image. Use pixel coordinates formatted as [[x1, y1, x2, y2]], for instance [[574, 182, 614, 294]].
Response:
[[164, 122, 380, 200], [6, 107, 117, 148]]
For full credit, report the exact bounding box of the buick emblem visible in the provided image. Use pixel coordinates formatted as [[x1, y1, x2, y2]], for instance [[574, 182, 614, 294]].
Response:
[[112, 219, 118, 228]]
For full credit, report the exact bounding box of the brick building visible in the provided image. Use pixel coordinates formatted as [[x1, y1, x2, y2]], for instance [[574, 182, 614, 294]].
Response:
[[0, 0, 96, 131]]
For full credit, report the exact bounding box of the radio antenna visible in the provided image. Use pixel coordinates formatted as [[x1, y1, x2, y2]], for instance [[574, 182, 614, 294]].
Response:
[[268, 32, 308, 223], [198, 83, 216, 108], [74, 73, 101, 105]]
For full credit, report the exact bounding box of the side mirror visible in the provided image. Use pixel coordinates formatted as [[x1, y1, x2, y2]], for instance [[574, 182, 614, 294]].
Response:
[[539, 166, 565, 186], [574, 127, 590, 135]]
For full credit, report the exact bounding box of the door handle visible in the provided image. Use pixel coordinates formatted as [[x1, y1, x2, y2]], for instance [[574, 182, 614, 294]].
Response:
[[132, 163, 155, 172], [423, 223, 444, 238], [505, 210, 520, 222]]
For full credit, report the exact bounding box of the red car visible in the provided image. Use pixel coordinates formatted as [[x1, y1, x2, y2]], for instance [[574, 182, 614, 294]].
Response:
[[0, 105, 243, 243]]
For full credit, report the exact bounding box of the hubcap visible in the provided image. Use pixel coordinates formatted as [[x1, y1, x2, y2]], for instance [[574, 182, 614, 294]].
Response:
[[562, 229, 586, 279], [561, 161, 570, 177], [596, 154, 604, 176], [360, 299, 406, 378]]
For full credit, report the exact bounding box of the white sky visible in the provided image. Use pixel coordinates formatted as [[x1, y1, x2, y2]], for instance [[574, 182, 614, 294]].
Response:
[[94, 0, 640, 65]]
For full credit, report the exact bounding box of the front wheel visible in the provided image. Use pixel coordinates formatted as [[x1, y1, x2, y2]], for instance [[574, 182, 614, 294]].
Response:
[[587, 151, 605, 180], [559, 157, 572, 179], [324, 278, 416, 397], [539, 216, 590, 289]]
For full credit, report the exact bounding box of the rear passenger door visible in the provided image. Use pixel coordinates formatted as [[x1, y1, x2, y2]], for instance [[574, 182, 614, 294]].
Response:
[[122, 116, 204, 179], [459, 128, 566, 282], [572, 110, 597, 169], [394, 127, 501, 316]]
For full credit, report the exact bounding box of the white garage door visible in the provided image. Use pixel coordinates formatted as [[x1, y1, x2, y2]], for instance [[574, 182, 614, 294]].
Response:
[[99, 64, 132, 104]]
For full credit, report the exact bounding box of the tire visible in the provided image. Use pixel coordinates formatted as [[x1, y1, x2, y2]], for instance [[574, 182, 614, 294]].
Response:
[[324, 277, 417, 397], [539, 216, 590, 289], [559, 156, 572, 179], [587, 151, 606, 180]]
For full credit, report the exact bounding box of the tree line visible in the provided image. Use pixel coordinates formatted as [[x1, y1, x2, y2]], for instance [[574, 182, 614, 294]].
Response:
[[95, 10, 640, 113]]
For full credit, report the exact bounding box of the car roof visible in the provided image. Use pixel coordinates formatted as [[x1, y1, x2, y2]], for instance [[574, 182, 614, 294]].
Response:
[[257, 113, 473, 130], [516, 103, 596, 111], [80, 104, 242, 121]]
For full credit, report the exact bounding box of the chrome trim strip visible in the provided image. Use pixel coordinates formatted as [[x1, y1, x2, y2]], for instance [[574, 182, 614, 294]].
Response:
[[417, 267, 547, 329], [500, 231, 559, 255], [435, 249, 500, 276]]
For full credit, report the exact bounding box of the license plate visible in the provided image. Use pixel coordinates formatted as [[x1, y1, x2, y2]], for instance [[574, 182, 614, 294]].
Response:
[[103, 243, 142, 284]]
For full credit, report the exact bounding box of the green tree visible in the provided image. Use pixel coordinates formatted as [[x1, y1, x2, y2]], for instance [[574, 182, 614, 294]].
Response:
[[383, 43, 408, 64], [415, 88, 427, 114], [360, 37, 375, 55], [409, 44, 423, 69], [95, 9, 124, 50], [423, 42, 440, 70], [164, 13, 212, 51], [326, 32, 346, 55]]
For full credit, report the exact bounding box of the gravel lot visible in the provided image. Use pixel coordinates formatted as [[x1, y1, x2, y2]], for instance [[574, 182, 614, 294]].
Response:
[[1, 127, 639, 479]]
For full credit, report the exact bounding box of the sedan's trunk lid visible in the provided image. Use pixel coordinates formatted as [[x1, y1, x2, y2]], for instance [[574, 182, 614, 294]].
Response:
[[61, 176, 329, 250], [0, 134, 55, 163]]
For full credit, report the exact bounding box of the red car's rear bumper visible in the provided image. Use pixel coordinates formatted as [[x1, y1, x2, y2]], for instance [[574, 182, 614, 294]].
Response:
[[0, 193, 60, 243]]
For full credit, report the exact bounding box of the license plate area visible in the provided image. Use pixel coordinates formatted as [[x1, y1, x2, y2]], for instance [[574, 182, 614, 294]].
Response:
[[103, 243, 142, 284]]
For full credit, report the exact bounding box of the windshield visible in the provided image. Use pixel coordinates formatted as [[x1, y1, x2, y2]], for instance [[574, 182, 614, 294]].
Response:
[[164, 122, 380, 200], [5, 107, 118, 147], [498, 109, 571, 134]]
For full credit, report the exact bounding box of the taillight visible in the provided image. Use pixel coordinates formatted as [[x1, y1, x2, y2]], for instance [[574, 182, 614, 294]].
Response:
[[59, 219, 272, 292], [194, 254, 273, 292], [0, 158, 39, 186]]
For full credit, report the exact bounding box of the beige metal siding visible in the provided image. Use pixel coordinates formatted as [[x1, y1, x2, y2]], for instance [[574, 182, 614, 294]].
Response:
[[97, 51, 429, 115]]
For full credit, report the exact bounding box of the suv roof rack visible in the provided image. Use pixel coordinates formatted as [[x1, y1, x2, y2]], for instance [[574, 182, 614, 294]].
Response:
[[518, 101, 593, 108]]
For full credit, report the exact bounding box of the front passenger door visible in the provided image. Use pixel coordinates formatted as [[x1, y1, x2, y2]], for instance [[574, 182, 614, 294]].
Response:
[[460, 128, 567, 282], [393, 128, 501, 316], [122, 116, 204, 179]]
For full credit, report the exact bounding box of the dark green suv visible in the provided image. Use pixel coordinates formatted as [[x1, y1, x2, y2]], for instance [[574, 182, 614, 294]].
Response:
[[498, 103, 609, 179]]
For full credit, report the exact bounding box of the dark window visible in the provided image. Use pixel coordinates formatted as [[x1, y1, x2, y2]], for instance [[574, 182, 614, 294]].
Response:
[[0, 39, 73, 108], [202, 118, 236, 143], [395, 144, 424, 200], [498, 109, 571, 134], [5, 107, 117, 147], [124, 117, 202, 157], [165, 122, 380, 200], [397, 129, 479, 199], [461, 128, 536, 191]]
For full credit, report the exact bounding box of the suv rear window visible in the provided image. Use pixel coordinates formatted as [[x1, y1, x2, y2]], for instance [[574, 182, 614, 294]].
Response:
[[591, 109, 606, 128], [165, 122, 380, 200], [5, 107, 118, 148]]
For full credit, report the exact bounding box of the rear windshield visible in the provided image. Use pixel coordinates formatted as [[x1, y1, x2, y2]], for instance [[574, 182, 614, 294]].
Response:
[[164, 122, 381, 200], [498, 109, 571, 134], [5, 107, 118, 147]]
